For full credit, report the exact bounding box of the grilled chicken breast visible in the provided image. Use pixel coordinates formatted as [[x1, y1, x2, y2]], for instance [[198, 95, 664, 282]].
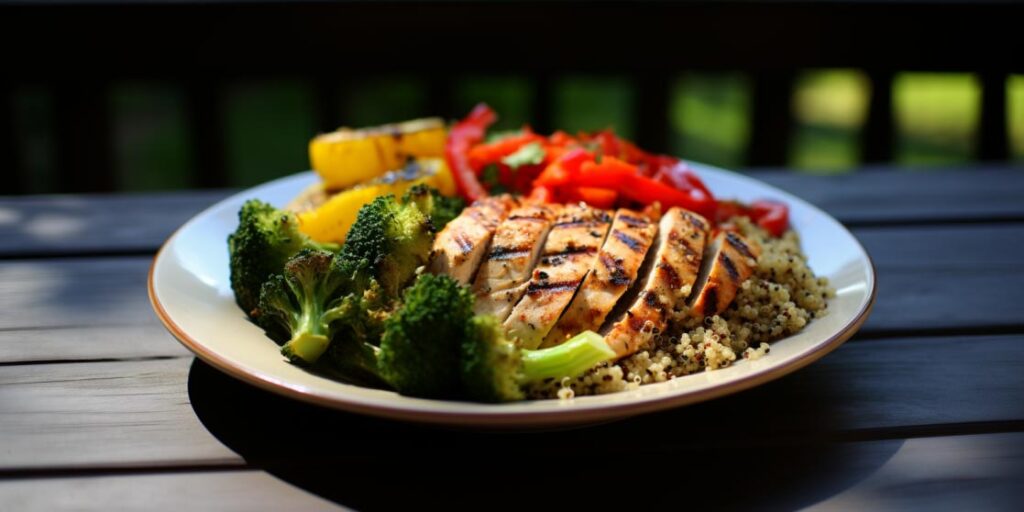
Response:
[[602, 208, 710, 358], [689, 231, 761, 317], [542, 209, 657, 347], [472, 204, 559, 320], [429, 195, 517, 284], [503, 205, 613, 349]]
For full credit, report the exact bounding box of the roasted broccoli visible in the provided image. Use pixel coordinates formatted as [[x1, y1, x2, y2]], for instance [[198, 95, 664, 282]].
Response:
[[338, 194, 435, 298], [256, 249, 361, 364], [402, 184, 465, 230], [228, 199, 338, 317], [460, 317, 617, 402], [376, 273, 475, 397], [319, 272, 474, 397]]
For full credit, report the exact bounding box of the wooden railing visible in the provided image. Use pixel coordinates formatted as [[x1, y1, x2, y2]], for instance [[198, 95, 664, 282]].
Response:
[[2, 1, 1022, 194]]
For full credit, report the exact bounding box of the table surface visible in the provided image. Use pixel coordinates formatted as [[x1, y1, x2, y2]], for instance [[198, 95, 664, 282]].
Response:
[[1, 166, 1023, 511]]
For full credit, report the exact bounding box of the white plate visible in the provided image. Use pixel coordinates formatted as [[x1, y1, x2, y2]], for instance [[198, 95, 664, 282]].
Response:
[[149, 163, 875, 428]]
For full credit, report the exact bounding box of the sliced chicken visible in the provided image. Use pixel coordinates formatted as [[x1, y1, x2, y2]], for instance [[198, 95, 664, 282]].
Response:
[[542, 209, 657, 347], [503, 205, 613, 349], [429, 195, 517, 284], [689, 231, 761, 317], [602, 208, 710, 358], [472, 204, 560, 320]]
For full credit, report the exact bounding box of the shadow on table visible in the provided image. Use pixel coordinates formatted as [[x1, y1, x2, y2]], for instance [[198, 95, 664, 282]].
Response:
[[188, 359, 900, 511]]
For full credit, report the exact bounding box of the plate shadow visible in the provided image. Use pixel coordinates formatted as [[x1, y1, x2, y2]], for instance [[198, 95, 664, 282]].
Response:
[[188, 359, 900, 511]]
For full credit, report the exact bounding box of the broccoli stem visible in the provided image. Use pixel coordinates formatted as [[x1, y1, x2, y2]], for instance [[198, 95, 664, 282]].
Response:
[[519, 331, 616, 383], [279, 279, 350, 365]]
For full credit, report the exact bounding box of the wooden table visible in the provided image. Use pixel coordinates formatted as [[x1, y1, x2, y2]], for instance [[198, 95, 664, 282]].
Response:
[[1, 166, 1023, 510]]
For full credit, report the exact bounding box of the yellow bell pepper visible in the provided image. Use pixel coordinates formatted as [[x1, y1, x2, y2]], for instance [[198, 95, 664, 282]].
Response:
[[309, 118, 447, 190], [298, 158, 455, 244]]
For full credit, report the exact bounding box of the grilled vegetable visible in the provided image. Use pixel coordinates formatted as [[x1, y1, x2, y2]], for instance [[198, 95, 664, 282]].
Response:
[[310, 118, 447, 190], [297, 158, 455, 244]]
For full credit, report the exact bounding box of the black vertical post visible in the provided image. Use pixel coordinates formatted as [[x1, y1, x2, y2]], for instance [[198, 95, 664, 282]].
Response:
[[0, 81, 22, 195], [748, 71, 794, 167], [864, 70, 893, 164], [978, 71, 1008, 161], [634, 73, 670, 154], [186, 81, 227, 189], [315, 76, 343, 133], [54, 81, 113, 193], [425, 76, 453, 120], [531, 74, 552, 135]]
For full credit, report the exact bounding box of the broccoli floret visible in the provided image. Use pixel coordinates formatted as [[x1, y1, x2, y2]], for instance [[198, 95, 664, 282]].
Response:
[[339, 195, 435, 298], [402, 184, 465, 230], [316, 273, 473, 397], [257, 249, 357, 365], [461, 317, 616, 402], [376, 273, 475, 397], [228, 199, 338, 317]]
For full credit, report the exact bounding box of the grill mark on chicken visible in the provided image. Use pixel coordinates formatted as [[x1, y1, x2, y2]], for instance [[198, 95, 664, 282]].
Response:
[[542, 245, 598, 258], [721, 252, 739, 281], [612, 229, 644, 252], [657, 262, 681, 289], [618, 214, 650, 229], [703, 286, 718, 313], [601, 253, 630, 286], [507, 214, 549, 223], [686, 212, 707, 232], [726, 231, 756, 261], [487, 244, 533, 261], [551, 220, 604, 230], [526, 279, 583, 296], [453, 232, 474, 255]]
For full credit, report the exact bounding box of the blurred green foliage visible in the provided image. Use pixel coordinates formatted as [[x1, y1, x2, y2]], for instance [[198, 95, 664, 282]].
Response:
[[225, 81, 316, 188], [894, 73, 980, 166], [553, 76, 635, 139], [8, 72, 1022, 193], [112, 84, 192, 191], [670, 73, 751, 170]]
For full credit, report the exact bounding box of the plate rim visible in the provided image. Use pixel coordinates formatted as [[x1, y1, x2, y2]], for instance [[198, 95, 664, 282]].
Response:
[[148, 165, 877, 427]]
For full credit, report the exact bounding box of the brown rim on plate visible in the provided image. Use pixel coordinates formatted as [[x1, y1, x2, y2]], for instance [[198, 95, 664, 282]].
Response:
[[148, 217, 877, 428]]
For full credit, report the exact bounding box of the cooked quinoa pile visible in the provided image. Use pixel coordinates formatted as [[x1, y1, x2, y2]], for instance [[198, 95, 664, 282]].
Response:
[[529, 217, 834, 399]]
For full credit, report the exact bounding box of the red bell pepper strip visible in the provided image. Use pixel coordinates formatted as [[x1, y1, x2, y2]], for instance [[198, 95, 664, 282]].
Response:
[[466, 130, 545, 171], [749, 200, 789, 237], [574, 157, 717, 219], [446, 103, 496, 202], [527, 185, 555, 203], [568, 187, 618, 209]]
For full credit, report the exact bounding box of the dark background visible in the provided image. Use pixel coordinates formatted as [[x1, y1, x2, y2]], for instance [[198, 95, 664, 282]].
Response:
[[2, 0, 1022, 195]]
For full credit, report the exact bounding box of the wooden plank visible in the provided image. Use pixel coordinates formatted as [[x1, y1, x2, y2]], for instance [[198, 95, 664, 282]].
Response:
[[3, 222, 1023, 333], [0, 471, 342, 512], [0, 257, 156, 330], [856, 224, 1024, 333], [0, 325, 189, 364], [0, 333, 1021, 472], [0, 432, 1020, 511], [0, 191, 230, 257], [0, 357, 242, 471], [807, 432, 1024, 512], [755, 167, 1024, 225]]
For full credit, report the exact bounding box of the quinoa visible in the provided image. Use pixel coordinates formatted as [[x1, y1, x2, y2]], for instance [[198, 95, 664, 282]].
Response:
[[531, 217, 834, 399]]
